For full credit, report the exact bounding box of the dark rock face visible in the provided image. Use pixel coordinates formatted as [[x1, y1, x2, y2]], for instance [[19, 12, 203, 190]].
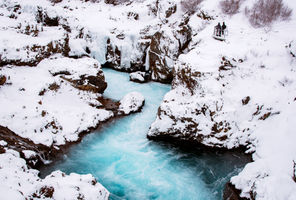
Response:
[[62, 72, 107, 94], [149, 31, 175, 83], [0, 75, 6, 85], [0, 125, 57, 168], [148, 18, 192, 83], [223, 182, 249, 200], [165, 4, 177, 18], [103, 38, 121, 69], [175, 17, 192, 55], [36, 7, 59, 27]]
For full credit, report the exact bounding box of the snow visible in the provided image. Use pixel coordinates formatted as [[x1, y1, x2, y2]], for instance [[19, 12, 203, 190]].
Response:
[[150, 0, 296, 199], [0, 140, 7, 146], [22, 150, 37, 159], [130, 71, 146, 82], [0, 149, 109, 200], [119, 91, 145, 115], [0, 56, 113, 146], [0, 0, 296, 199]]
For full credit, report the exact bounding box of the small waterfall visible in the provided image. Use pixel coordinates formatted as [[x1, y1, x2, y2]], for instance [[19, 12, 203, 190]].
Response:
[[145, 46, 150, 71]]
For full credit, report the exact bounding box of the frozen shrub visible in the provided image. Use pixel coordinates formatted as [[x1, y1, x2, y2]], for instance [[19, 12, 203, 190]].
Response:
[[245, 0, 292, 27], [220, 0, 242, 15], [180, 0, 203, 15]]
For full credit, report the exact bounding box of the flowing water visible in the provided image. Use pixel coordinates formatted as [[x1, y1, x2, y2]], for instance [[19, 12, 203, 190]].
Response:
[[40, 68, 250, 200]]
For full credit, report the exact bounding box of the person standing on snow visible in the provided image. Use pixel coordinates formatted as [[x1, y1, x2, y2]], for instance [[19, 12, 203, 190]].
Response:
[[222, 22, 227, 36], [215, 22, 222, 36]]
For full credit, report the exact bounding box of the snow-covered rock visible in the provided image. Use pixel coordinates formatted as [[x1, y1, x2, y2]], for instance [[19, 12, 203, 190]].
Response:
[[1, 0, 296, 199], [0, 56, 112, 147], [148, 0, 296, 198], [129, 71, 148, 83], [0, 149, 109, 200], [118, 92, 145, 115]]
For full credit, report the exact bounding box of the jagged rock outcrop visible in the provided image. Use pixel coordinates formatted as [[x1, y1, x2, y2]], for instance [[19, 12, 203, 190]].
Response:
[[61, 73, 107, 94], [223, 182, 248, 200], [148, 17, 192, 83], [103, 38, 122, 69], [0, 125, 57, 168], [47, 57, 107, 93], [148, 31, 176, 83]]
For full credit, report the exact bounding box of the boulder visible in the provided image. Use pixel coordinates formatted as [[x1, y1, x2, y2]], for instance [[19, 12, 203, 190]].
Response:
[[118, 92, 145, 115], [129, 71, 150, 83]]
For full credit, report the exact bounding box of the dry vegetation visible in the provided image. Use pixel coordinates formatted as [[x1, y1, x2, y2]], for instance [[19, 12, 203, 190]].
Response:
[[180, 0, 203, 15], [245, 0, 292, 27], [220, 0, 242, 15]]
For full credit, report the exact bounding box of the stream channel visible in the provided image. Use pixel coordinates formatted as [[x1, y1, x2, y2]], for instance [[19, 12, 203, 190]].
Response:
[[40, 68, 251, 200]]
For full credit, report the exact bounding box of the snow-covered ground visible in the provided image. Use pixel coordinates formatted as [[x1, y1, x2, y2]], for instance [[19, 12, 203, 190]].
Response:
[[0, 146, 109, 200], [0, 0, 296, 199], [148, 1, 296, 199], [0, 56, 113, 146]]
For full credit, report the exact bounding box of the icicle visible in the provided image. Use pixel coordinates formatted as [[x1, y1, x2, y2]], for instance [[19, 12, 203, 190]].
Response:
[[145, 46, 150, 71]]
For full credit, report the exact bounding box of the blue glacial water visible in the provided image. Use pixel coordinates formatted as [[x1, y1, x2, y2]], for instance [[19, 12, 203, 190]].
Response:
[[40, 68, 250, 200]]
